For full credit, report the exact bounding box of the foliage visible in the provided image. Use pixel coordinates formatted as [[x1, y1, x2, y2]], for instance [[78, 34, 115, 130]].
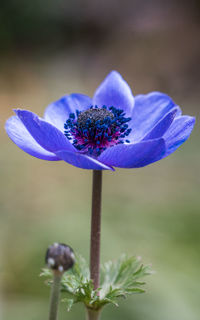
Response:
[[41, 254, 153, 311]]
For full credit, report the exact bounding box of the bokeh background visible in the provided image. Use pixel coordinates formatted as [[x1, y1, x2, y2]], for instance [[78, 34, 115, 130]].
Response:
[[0, 1, 200, 319]]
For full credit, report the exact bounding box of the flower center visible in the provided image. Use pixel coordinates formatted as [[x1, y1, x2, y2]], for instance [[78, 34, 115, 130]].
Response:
[[77, 108, 114, 128], [64, 106, 132, 156]]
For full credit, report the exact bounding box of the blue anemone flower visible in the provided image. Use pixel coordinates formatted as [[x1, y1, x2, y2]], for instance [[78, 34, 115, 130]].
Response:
[[5, 71, 195, 170]]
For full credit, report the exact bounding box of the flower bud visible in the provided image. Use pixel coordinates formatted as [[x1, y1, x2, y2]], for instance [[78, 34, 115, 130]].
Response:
[[45, 243, 75, 273]]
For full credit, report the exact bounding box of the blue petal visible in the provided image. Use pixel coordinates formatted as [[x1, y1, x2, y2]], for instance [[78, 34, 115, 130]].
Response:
[[14, 109, 76, 153], [44, 93, 92, 131], [5, 116, 59, 160], [129, 92, 181, 142], [142, 107, 179, 140], [163, 116, 195, 157], [98, 139, 166, 168], [93, 71, 134, 115], [56, 150, 114, 170]]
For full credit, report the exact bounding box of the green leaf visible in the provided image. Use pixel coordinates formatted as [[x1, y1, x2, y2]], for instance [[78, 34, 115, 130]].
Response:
[[62, 298, 74, 312], [41, 253, 153, 312]]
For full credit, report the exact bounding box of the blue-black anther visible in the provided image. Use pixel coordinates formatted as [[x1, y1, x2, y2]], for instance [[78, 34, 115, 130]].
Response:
[[64, 105, 132, 155]]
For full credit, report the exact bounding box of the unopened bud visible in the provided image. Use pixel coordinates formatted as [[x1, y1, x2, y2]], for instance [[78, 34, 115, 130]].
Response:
[[45, 243, 75, 273]]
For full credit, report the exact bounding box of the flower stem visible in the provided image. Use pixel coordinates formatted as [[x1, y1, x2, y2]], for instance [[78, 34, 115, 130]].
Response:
[[86, 308, 101, 320], [49, 272, 62, 320], [90, 170, 102, 291]]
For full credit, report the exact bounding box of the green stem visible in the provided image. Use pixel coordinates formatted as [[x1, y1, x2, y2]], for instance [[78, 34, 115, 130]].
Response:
[[86, 308, 101, 320], [49, 272, 62, 320], [90, 170, 102, 291]]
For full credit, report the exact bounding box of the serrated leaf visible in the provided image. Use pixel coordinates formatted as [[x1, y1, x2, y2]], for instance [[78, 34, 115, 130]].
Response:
[[62, 298, 74, 312], [41, 253, 153, 312]]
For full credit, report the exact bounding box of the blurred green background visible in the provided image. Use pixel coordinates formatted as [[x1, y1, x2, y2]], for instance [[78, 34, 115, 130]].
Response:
[[0, 1, 200, 319]]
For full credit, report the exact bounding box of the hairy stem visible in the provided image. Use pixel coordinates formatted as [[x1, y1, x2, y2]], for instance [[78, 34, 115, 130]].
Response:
[[90, 170, 102, 291], [86, 308, 102, 320], [49, 272, 62, 320]]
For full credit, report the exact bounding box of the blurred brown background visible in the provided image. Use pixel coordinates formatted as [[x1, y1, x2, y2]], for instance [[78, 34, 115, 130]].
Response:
[[0, 1, 199, 319]]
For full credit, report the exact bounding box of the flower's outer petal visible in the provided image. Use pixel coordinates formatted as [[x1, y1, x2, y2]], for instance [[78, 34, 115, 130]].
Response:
[[14, 109, 76, 153], [44, 93, 92, 131], [56, 150, 114, 170], [163, 116, 195, 157], [98, 138, 165, 168], [142, 107, 179, 141], [5, 116, 60, 160], [129, 92, 181, 141], [93, 71, 134, 115]]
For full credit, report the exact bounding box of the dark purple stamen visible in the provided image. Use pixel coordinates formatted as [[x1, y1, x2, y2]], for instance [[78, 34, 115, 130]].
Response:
[[64, 105, 132, 155]]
